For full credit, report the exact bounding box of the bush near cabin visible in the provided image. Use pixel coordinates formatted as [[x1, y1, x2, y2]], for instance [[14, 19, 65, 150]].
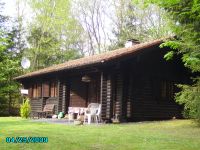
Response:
[[20, 98, 31, 119]]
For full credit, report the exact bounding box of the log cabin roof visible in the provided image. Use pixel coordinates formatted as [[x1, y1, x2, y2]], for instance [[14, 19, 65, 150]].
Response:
[[15, 38, 166, 80]]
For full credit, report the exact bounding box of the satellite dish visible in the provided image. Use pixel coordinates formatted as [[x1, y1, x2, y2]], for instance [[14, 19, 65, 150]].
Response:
[[21, 57, 30, 69]]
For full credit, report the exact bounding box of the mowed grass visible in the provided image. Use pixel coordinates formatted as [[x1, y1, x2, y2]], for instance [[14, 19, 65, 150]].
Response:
[[0, 117, 200, 150]]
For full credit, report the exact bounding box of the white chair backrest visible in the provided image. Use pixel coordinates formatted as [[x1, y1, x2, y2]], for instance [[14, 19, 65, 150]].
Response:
[[88, 103, 99, 108], [87, 103, 101, 115], [89, 108, 98, 115]]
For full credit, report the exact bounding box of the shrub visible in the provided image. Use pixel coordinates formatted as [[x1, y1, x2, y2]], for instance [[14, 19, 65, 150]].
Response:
[[175, 78, 200, 125], [20, 97, 31, 119]]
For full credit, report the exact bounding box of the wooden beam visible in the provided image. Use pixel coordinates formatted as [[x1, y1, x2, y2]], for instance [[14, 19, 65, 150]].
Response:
[[100, 72, 103, 104]]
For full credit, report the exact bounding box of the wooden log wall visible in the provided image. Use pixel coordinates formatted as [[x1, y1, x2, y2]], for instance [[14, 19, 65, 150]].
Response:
[[121, 72, 129, 121], [115, 72, 123, 120], [88, 79, 99, 103], [100, 73, 113, 120], [106, 75, 112, 119], [37, 84, 42, 97], [131, 78, 152, 120], [42, 82, 49, 97], [58, 81, 69, 114], [57, 80, 63, 113], [101, 73, 108, 120], [126, 73, 133, 119], [28, 86, 32, 98], [70, 78, 87, 107], [131, 77, 181, 121], [30, 98, 45, 112], [61, 82, 67, 114]]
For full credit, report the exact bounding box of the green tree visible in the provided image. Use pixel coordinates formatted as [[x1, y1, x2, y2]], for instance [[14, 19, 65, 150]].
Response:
[[25, 26, 80, 70], [0, 3, 22, 115], [73, 0, 112, 55], [149, 0, 200, 123], [23, 0, 83, 70], [110, 0, 172, 49]]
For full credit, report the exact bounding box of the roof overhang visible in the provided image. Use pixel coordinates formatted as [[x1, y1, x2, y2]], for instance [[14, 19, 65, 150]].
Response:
[[14, 38, 166, 80]]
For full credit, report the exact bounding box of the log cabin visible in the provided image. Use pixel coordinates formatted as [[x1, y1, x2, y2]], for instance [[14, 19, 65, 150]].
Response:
[[15, 38, 191, 122]]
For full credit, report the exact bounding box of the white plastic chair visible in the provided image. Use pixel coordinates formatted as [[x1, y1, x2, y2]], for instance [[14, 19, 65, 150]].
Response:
[[84, 103, 101, 124]]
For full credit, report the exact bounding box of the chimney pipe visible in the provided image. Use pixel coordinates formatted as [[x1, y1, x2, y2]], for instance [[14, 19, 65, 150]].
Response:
[[125, 39, 140, 48]]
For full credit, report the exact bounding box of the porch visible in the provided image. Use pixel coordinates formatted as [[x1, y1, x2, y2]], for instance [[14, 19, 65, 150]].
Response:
[[27, 71, 105, 122]]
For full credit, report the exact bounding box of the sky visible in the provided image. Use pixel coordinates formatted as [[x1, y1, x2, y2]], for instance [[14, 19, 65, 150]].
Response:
[[1, 0, 17, 17], [2, 0, 31, 25]]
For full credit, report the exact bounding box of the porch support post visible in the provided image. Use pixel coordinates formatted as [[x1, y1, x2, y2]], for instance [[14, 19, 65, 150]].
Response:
[[106, 75, 112, 119], [115, 72, 123, 121], [57, 80, 62, 113], [100, 72, 103, 104], [62, 82, 66, 114], [99, 71, 104, 121]]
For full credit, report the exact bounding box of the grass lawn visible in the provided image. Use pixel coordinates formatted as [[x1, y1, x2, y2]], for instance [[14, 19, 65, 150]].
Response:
[[0, 117, 200, 150]]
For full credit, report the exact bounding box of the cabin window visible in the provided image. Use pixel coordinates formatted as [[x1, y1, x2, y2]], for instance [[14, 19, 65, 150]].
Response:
[[160, 81, 174, 100], [50, 82, 57, 97], [32, 83, 42, 98]]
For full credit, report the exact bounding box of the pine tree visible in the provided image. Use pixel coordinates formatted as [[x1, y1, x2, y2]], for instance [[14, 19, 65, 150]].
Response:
[[149, 0, 200, 124], [0, 2, 22, 115]]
